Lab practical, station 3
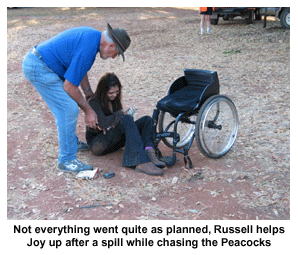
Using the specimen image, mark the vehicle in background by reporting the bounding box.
[257,7,290,29]
[211,7,290,29]
[210,7,255,25]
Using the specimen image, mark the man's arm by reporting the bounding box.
[80,73,94,100]
[63,79,98,128]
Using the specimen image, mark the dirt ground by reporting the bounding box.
[7,7,290,220]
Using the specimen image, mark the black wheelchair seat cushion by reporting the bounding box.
[156,86,204,115]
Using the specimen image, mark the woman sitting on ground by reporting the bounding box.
[86,72,166,176]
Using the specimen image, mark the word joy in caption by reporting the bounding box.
[14,224,285,249]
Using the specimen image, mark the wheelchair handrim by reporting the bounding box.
[197,95,239,158]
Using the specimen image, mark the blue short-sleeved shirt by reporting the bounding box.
[37,26,101,86]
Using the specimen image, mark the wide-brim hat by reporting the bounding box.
[107,23,131,62]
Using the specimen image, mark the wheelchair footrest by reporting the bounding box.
[159,156,179,166]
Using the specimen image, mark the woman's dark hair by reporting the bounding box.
[94,72,123,115]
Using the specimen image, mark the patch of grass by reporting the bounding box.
[223,49,241,54]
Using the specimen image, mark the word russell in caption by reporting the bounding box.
[14,224,285,249]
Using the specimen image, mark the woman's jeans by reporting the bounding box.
[89,115,154,167]
[22,48,79,163]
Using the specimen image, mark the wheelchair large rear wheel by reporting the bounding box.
[196,95,239,158]
[158,111,196,149]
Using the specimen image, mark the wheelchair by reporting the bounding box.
[152,69,239,169]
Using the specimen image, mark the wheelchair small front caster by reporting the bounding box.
[184,155,193,169]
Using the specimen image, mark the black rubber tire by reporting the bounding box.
[280,8,290,29]
[195,95,239,158]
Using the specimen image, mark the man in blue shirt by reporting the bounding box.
[22,23,131,172]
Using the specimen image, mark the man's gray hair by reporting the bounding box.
[102,30,114,43]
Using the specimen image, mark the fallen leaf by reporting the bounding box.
[172,177,178,184]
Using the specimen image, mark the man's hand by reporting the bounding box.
[85,108,98,129]
[63,79,98,128]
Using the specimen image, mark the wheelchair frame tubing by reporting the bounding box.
[153,109,196,168]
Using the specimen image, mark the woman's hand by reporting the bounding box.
[123,107,137,116]
[122,107,131,115]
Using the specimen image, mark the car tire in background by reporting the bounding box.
[280,8,290,29]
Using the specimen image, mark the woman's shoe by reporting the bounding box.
[135,162,164,176]
[146,148,167,168]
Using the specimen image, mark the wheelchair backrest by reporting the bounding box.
[184,69,219,90]
[167,69,220,109]
[156,69,220,116]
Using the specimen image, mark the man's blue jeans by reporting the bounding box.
[22,48,79,163]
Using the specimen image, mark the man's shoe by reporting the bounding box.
[77,140,89,151]
[135,162,164,176]
[57,159,93,173]
[147,148,166,168]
